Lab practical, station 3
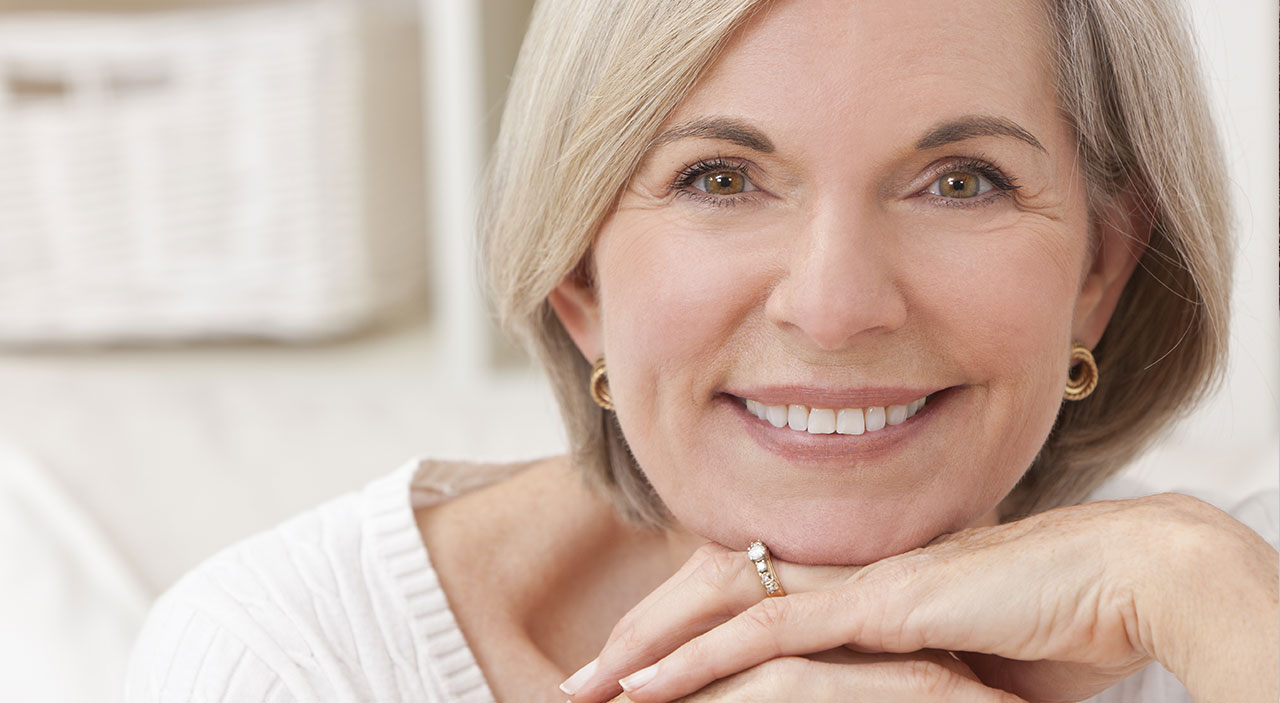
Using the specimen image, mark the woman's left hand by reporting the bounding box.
[563,493,1279,703]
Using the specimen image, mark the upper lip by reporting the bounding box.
[726,385,946,409]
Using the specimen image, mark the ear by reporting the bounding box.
[1071,191,1152,347]
[547,268,604,361]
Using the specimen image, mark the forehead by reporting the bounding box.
[673,0,1060,154]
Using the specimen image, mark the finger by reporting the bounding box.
[611,532,1135,703]
[609,576,1049,701]
[566,542,852,702]
[805,658,1027,703]
[957,652,1147,703]
[564,543,753,703]
[609,587,917,702]
[815,647,977,682]
[665,655,1026,703]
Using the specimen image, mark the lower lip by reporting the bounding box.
[725,388,953,463]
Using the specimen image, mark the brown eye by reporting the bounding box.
[702,171,746,195]
[932,170,992,199]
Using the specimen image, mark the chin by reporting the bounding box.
[679,494,980,566]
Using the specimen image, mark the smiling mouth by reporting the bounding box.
[739,395,928,435]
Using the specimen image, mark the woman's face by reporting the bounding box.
[553,0,1143,564]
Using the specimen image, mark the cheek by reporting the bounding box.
[910,215,1085,492]
[913,214,1083,375]
[595,211,770,411]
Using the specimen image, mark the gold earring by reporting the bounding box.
[589,357,614,410]
[1064,344,1098,401]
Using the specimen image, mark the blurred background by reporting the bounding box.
[0,0,1273,701]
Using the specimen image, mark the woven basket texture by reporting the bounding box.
[0,1,394,344]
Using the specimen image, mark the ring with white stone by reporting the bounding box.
[746,540,786,597]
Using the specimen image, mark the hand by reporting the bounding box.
[565,493,1278,703]
[601,648,1025,702]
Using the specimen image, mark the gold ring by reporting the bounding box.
[746,540,786,597]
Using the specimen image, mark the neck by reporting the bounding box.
[432,456,1005,696]
[513,464,1001,663]
[513,463,689,671]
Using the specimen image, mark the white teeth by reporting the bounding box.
[787,404,808,431]
[907,397,925,417]
[766,404,788,427]
[886,404,908,426]
[807,408,836,434]
[836,408,865,435]
[864,406,887,432]
[744,394,930,435]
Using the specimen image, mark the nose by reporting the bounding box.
[764,203,907,350]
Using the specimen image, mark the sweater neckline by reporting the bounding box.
[362,457,527,703]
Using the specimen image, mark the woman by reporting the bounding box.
[126,0,1277,701]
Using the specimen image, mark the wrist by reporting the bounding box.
[1135,495,1278,701]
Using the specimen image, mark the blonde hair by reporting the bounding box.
[481,0,1232,526]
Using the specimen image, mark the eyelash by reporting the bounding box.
[669,156,760,208]
[918,156,1021,209]
[667,155,1021,210]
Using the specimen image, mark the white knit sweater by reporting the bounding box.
[124,459,522,703]
[124,458,1278,702]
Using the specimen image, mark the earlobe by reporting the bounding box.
[548,270,604,361]
[1071,191,1153,347]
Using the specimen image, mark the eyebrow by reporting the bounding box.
[914,115,1045,152]
[646,114,1042,158]
[647,117,775,154]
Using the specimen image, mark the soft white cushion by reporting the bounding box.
[0,439,151,703]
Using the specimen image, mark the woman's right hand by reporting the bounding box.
[571,494,1277,703]
[605,649,1026,702]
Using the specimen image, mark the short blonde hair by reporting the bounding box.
[480,0,1231,526]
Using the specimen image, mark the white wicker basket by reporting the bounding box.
[0,1,418,344]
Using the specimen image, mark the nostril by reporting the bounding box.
[764,279,907,351]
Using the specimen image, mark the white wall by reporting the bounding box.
[1115,0,1279,502]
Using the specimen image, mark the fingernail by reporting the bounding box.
[559,657,598,696]
[618,663,658,692]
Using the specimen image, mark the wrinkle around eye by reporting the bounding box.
[964,209,1081,282]
[1005,172,1071,210]
[1025,219,1081,284]
[1008,185,1076,227]
[623,173,681,205]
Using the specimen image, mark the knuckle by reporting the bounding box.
[752,655,809,680]
[924,649,976,680]
[706,542,747,581]
[1139,492,1218,526]
[849,566,925,651]
[695,657,808,703]
[743,656,809,697]
[732,655,808,701]
[677,632,716,673]
[901,658,961,697]
[740,597,790,640]
[605,615,633,647]
[610,622,647,659]
[600,622,654,674]
[691,542,727,565]
[696,546,749,591]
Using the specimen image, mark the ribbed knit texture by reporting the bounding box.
[124,457,1277,703]
[124,458,523,703]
